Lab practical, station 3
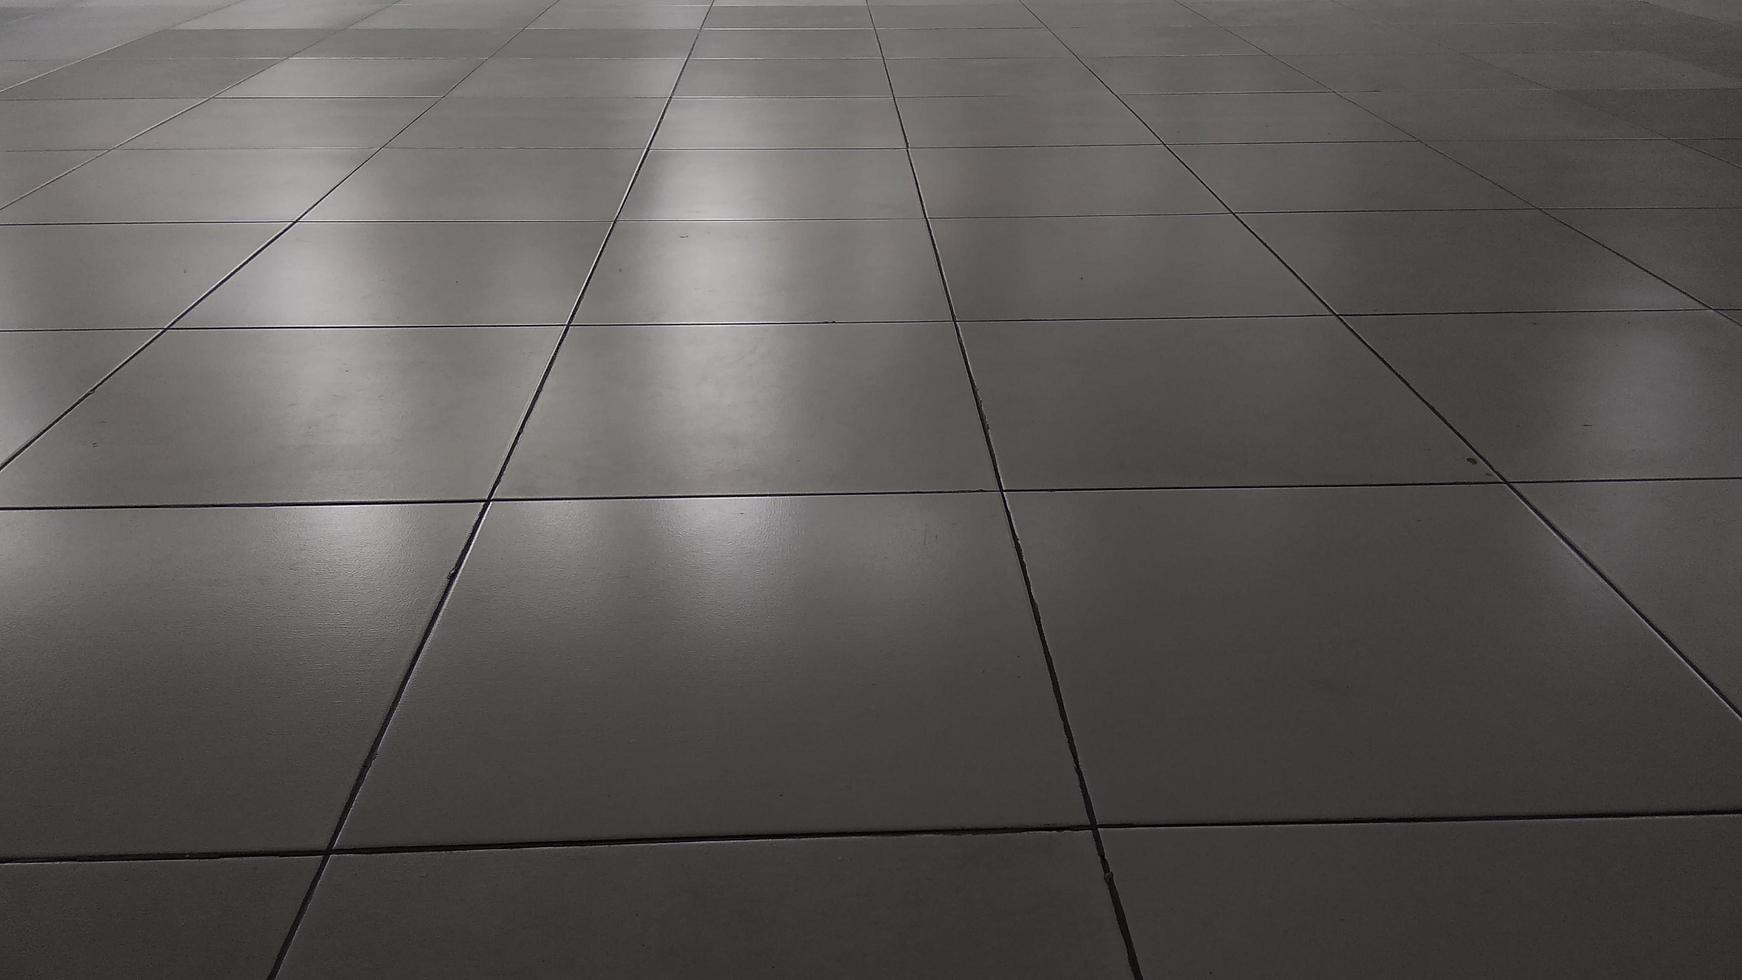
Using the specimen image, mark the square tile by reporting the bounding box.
[1010,485,1742,822]
[1526,479,1742,705]
[655,97,903,147]
[0,223,280,329]
[298,27,517,58]
[0,328,559,506]
[1124,92,1409,142]
[1234,23,1439,54]
[0,504,476,852]
[340,494,1084,845]
[0,149,93,206]
[1087,54,1322,94]
[879,28,1072,59]
[0,58,268,100]
[391,96,665,147]
[0,148,368,222]
[1279,52,1542,91]
[1246,210,1698,314]
[450,56,684,97]
[282,835,1126,978]
[178,1,386,31]
[121,97,433,148]
[1348,89,1657,139]
[221,57,482,97]
[871,5,1040,28]
[500,322,992,496]
[1027,3,1212,30]
[1553,207,1742,308]
[911,145,1223,216]
[964,318,1485,488]
[355,1,551,30]
[1105,818,1742,978]
[898,93,1157,146]
[575,219,950,323]
[676,57,892,96]
[95,28,334,59]
[1356,311,1742,481]
[1056,24,1257,57]
[183,221,607,326]
[1175,142,1525,211]
[622,148,920,218]
[0,330,145,460]
[1434,139,1742,207]
[931,215,1325,319]
[311,148,641,219]
[692,27,880,58]
[0,99,198,150]
[0,858,317,977]
[495,28,698,58]
[885,57,1105,96]
[1478,51,1742,90]
[1566,88,1742,138]
[0,62,66,92]
[704,6,871,28]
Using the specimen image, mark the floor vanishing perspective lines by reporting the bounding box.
[3,0,1742,976]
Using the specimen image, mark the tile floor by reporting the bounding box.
[3,0,1742,976]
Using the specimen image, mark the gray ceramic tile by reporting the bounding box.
[0,329,145,458]
[1057,24,1257,57]
[0,222,280,329]
[221,57,482,97]
[1235,23,1440,54]
[693,27,880,58]
[912,145,1223,216]
[1356,311,1742,481]
[0,58,268,99]
[1479,50,1742,90]
[283,835,1126,979]
[180,0,389,31]
[871,5,1040,28]
[1348,89,1658,139]
[880,28,1072,59]
[0,504,476,852]
[1087,54,1323,94]
[0,98,197,150]
[676,57,892,96]
[885,57,1105,96]
[496,28,698,58]
[1246,210,1698,314]
[1434,139,1742,207]
[356,0,550,29]
[534,3,710,29]
[1553,207,1742,308]
[704,6,871,28]
[964,318,1486,488]
[1106,818,1742,979]
[1526,480,1742,706]
[932,215,1325,319]
[1279,52,1542,91]
[343,494,1082,844]
[0,62,66,92]
[1125,92,1409,142]
[899,93,1158,146]
[576,219,950,323]
[0,328,558,506]
[1010,485,1742,822]
[0,149,93,206]
[1027,2,1211,30]
[392,96,665,147]
[0,858,317,978]
[182,221,607,326]
[1176,141,1525,211]
[500,322,992,496]
[95,28,334,58]
[1566,88,1742,138]
[655,96,903,147]
[122,96,433,148]
[0,147,368,222]
[622,148,920,218]
[312,147,641,219]
[298,27,516,58]
[450,56,684,97]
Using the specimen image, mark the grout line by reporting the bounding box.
[873,22,1149,980]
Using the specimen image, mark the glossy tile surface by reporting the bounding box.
[10,0,1742,972]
